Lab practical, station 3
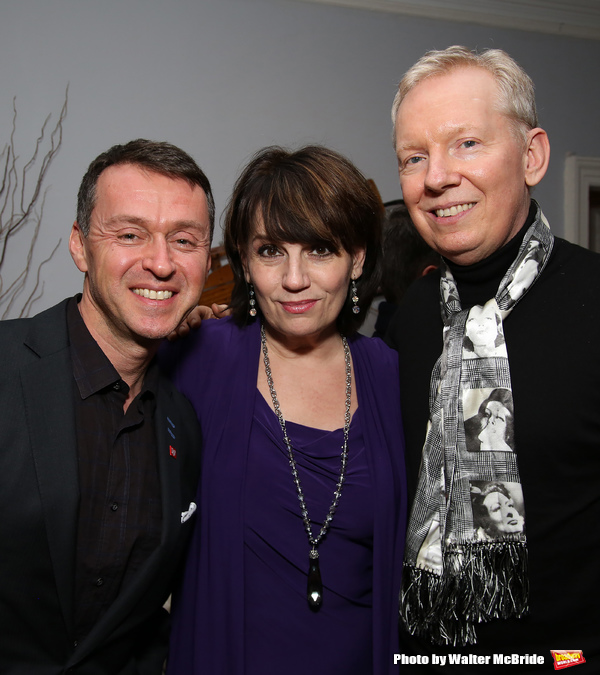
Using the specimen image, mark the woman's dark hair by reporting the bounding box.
[224,145,383,335]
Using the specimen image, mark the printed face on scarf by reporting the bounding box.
[394,67,549,265]
[482,490,523,536]
[465,304,498,350]
[479,401,511,446]
[509,245,541,301]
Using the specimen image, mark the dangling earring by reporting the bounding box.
[351,279,360,314]
[249,283,257,317]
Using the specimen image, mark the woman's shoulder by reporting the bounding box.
[349,332,398,367]
[348,333,400,398]
[160,317,260,409]
[178,315,254,351]
[160,317,257,377]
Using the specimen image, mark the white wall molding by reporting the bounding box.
[564,155,600,247]
[297,0,600,40]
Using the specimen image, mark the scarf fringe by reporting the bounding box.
[400,540,529,646]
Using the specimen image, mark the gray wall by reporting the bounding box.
[1,0,599,317]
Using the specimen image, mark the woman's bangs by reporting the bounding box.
[258,196,343,253]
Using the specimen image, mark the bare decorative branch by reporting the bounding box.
[0,88,67,318]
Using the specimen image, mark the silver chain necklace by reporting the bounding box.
[260,322,352,611]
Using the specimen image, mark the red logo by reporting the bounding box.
[169,445,177,458]
[551,651,586,670]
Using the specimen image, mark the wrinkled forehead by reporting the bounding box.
[395,67,505,140]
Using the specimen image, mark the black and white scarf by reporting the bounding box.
[400,203,554,646]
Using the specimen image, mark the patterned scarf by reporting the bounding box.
[400,203,554,646]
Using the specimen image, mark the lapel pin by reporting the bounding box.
[169,445,177,458]
[167,416,176,440]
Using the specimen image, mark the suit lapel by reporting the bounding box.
[21,301,79,636]
[156,387,185,548]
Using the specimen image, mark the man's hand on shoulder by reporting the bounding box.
[167,304,231,341]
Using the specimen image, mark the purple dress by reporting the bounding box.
[164,318,406,675]
[245,395,372,672]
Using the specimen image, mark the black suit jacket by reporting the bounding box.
[0,298,202,674]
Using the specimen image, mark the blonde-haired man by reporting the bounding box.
[387,46,600,670]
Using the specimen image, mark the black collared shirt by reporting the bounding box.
[67,298,162,642]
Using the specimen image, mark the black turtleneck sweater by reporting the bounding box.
[386,207,600,671]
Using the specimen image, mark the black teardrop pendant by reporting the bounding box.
[307,549,323,612]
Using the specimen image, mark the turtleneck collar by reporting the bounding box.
[446,200,537,309]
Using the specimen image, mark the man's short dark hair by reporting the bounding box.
[76,138,215,238]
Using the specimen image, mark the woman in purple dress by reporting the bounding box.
[165,146,407,675]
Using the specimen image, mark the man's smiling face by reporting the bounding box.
[395,66,537,265]
[69,163,211,349]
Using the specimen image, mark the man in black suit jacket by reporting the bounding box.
[0,139,213,673]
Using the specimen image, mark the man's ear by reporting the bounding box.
[524,128,550,188]
[69,221,89,273]
[421,263,438,277]
[351,248,367,279]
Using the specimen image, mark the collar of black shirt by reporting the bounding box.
[66,295,159,404]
